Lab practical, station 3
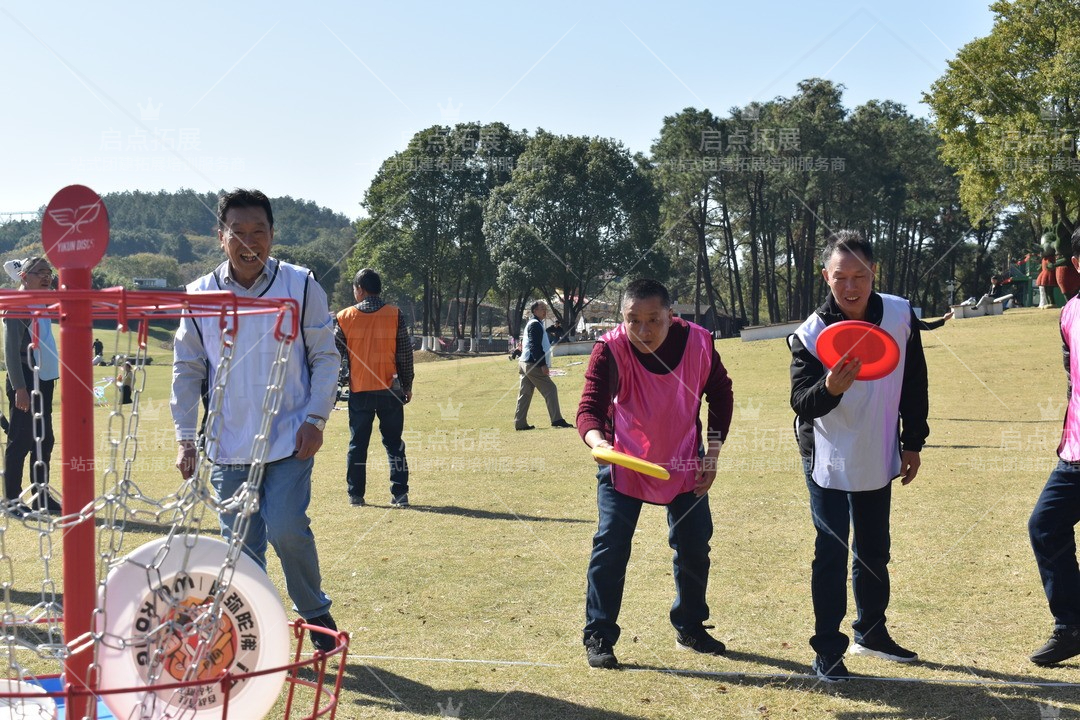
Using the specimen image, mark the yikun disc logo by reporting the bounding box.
[42,184,109,270]
[135,572,265,711]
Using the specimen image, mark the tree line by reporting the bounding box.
[357,0,1079,337]
[355,79,974,337]
[2,0,1073,337]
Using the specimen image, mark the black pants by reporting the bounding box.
[805,471,893,656]
[347,389,408,500]
[1030,460,1080,627]
[5,368,55,500]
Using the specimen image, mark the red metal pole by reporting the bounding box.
[58,266,95,719]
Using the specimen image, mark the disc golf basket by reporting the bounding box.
[0,186,348,719]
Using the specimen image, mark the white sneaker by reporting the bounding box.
[849,635,918,663]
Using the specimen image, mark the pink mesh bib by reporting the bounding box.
[602,321,712,503]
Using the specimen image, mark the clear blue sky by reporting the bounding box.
[0,0,995,220]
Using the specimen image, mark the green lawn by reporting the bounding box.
[8,306,1080,719]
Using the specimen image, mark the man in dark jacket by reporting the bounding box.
[789,230,929,682]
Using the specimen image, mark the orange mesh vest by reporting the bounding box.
[337,304,399,392]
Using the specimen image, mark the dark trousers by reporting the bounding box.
[5,370,55,500]
[805,472,892,656]
[347,389,408,500]
[1029,460,1080,627]
[584,465,713,646]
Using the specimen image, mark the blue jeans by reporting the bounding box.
[805,470,892,656]
[347,389,409,500]
[211,454,331,619]
[1029,460,1080,627]
[584,465,713,646]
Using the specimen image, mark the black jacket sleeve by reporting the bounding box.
[918,316,946,331]
[333,320,349,381]
[899,309,930,452]
[4,317,29,392]
[789,333,843,419]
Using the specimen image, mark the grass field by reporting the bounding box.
[7,306,1080,719]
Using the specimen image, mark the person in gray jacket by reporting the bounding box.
[3,256,61,516]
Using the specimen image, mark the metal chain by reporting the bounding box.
[93,305,294,719]
[25,315,63,653]
[0,298,295,716]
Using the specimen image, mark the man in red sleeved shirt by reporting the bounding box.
[577,278,734,669]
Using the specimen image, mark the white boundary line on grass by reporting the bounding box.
[351,654,563,668]
[351,654,1080,688]
[629,667,1080,688]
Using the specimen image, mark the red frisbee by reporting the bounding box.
[815,320,900,381]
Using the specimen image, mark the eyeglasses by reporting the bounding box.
[27,268,53,278]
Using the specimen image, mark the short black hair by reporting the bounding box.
[622,278,671,308]
[821,230,873,268]
[1071,226,1080,260]
[530,300,546,314]
[217,189,274,229]
[354,268,382,295]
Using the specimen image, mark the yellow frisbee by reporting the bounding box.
[591,446,671,480]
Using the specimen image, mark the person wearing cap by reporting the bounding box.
[3,256,62,516]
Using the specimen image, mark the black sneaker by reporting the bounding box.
[675,627,726,655]
[812,654,852,682]
[515,425,535,431]
[306,613,339,653]
[6,501,31,518]
[551,419,574,428]
[349,496,365,507]
[1031,626,1080,666]
[849,633,918,663]
[585,635,619,669]
[33,494,63,515]
[390,494,409,508]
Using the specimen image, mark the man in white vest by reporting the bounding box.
[171,189,341,653]
[789,230,929,682]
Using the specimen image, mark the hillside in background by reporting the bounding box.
[0,189,357,305]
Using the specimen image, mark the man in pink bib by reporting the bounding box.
[1028,225,1080,666]
[577,278,734,669]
